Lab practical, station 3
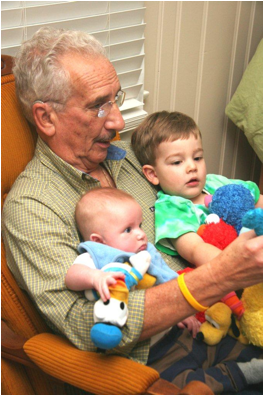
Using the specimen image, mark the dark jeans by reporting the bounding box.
[147,326,262,395]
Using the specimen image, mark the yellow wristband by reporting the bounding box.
[177,273,209,312]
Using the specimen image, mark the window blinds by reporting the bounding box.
[1,1,147,133]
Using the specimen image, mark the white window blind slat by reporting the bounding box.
[1,1,147,134]
[25,2,109,25]
[2,27,23,48]
[112,55,144,73]
[109,1,144,12]
[106,39,144,61]
[120,98,144,112]
[109,9,145,29]
[125,84,144,100]
[105,24,146,45]
[1,8,23,28]
[118,69,143,87]
[1,2,20,9]
[25,1,68,6]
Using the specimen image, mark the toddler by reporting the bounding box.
[131,111,262,267]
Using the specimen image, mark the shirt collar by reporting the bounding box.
[36,137,126,176]
[106,143,126,160]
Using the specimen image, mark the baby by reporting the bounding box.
[131,111,262,267]
[65,187,201,337]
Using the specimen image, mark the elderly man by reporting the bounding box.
[2,27,263,393]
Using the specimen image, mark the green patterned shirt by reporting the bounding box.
[155,174,260,256]
[2,137,186,364]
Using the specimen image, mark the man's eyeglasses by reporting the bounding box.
[33,89,126,119]
[97,89,126,118]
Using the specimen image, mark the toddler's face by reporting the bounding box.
[151,135,207,200]
[99,200,148,253]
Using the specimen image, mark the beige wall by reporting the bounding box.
[144,1,263,185]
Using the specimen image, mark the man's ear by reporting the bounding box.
[142,165,160,185]
[32,102,56,137]
[90,233,104,244]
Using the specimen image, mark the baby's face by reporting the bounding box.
[152,135,207,200]
[100,199,148,253]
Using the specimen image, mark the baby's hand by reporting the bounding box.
[92,271,125,302]
[177,316,201,338]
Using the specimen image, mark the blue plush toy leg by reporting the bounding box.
[90,323,123,350]
[242,208,263,236]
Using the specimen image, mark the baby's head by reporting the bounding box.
[76,187,148,253]
[131,111,207,200]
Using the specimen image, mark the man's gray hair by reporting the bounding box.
[13,27,107,124]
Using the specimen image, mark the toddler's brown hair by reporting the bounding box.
[131,111,201,166]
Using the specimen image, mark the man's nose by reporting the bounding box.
[105,104,125,132]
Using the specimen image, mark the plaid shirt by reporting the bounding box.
[2,137,186,364]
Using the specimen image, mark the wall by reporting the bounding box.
[144,1,263,185]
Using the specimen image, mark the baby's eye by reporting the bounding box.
[173,161,181,165]
[194,156,203,161]
[124,227,131,233]
[139,223,143,228]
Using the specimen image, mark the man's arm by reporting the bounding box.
[139,230,263,340]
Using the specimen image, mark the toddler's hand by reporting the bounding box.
[92,271,125,302]
[177,316,201,338]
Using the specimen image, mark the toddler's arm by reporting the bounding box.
[172,232,222,267]
[65,253,125,302]
[177,315,201,338]
[255,194,263,208]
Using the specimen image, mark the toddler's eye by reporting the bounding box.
[194,156,203,161]
[139,223,143,228]
[124,227,131,233]
[173,161,181,165]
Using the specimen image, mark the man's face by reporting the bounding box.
[51,53,125,172]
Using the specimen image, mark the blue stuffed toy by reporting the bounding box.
[241,207,263,236]
[208,184,255,234]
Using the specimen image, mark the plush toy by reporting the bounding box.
[196,302,240,345]
[86,250,155,350]
[239,208,263,347]
[205,183,255,233]
[198,184,263,347]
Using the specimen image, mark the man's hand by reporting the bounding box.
[177,315,201,338]
[92,271,125,302]
[207,231,263,292]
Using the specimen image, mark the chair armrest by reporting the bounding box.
[24,333,213,395]
[24,332,160,395]
[2,324,213,395]
[1,320,36,368]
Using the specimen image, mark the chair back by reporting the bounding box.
[1,55,50,339]
[1,55,122,395]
